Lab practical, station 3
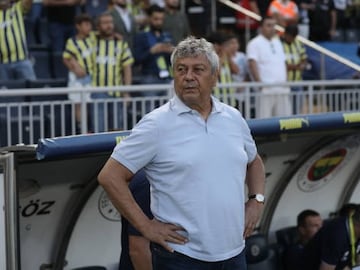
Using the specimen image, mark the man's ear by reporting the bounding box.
[212,69,219,87]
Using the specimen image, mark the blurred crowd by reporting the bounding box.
[0,0,359,129]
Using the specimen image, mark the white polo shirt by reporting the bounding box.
[111,95,257,261]
[246,34,287,83]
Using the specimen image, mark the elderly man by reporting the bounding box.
[98,36,266,270]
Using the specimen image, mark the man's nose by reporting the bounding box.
[184,70,194,80]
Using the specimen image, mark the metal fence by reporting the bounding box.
[0,80,359,147]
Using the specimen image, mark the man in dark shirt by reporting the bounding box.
[284,209,322,270]
[299,0,337,41]
[43,0,82,52]
[301,204,360,270]
[133,4,174,84]
[133,4,174,112]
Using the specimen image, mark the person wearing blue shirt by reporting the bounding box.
[133,4,174,84]
[98,36,265,270]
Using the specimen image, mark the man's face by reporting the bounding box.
[284,33,295,44]
[97,15,114,37]
[173,55,218,108]
[300,215,323,242]
[261,18,276,39]
[149,11,165,31]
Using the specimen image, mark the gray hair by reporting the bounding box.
[170,36,219,74]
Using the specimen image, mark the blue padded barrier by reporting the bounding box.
[36,112,360,160]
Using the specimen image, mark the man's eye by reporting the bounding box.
[177,68,186,73]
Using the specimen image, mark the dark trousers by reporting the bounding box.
[151,243,247,270]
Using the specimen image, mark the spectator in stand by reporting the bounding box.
[43,0,83,53]
[109,0,138,54]
[284,209,323,270]
[26,0,43,45]
[281,24,307,114]
[63,14,94,134]
[119,169,152,270]
[208,31,239,108]
[333,0,351,37]
[133,4,174,112]
[129,0,149,30]
[299,0,337,41]
[267,0,299,27]
[91,11,134,132]
[301,204,360,270]
[228,34,249,113]
[228,35,248,83]
[0,0,36,80]
[247,16,291,118]
[163,0,191,45]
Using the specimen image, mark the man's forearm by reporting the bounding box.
[123,65,132,85]
[248,59,261,82]
[98,158,151,236]
[246,154,265,196]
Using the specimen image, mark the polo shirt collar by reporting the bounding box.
[170,94,224,115]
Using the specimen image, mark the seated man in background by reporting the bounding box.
[284,209,323,270]
[301,204,360,270]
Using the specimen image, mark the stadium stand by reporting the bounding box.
[0,80,38,147]
[27,78,72,138]
[30,47,52,79]
[51,51,68,79]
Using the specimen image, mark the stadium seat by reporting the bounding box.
[30,48,52,79]
[345,29,359,42]
[332,30,345,42]
[27,78,68,89]
[51,51,68,79]
[246,234,280,270]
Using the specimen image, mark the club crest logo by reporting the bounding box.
[297,136,359,192]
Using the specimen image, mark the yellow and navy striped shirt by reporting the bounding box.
[214,59,236,107]
[282,38,307,81]
[92,37,134,87]
[63,33,95,76]
[0,1,28,63]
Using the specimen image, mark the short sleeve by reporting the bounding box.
[111,114,158,173]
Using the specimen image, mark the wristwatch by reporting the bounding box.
[248,194,265,204]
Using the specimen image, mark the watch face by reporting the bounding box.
[255,194,265,202]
